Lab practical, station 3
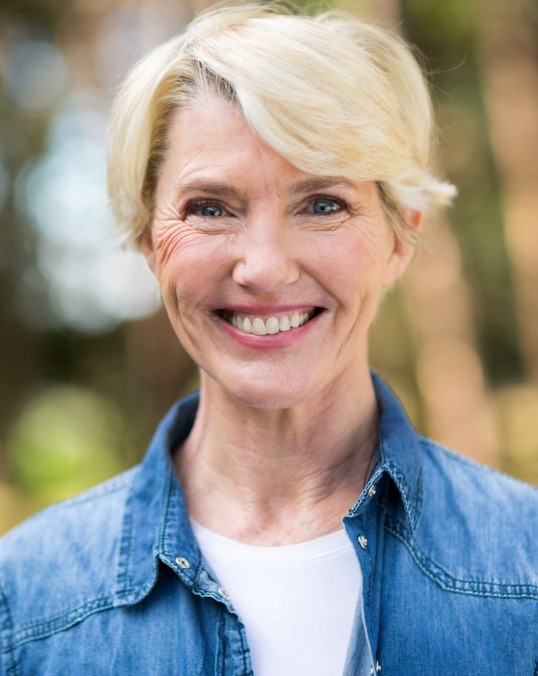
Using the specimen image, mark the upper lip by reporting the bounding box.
[217,304,320,314]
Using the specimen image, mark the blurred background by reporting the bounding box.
[1,0,537,535]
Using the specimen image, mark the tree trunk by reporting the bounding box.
[402,223,497,465]
[475,0,538,381]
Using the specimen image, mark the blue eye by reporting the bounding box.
[200,204,224,217]
[312,199,342,215]
[185,200,228,218]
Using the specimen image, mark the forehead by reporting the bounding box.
[159,97,360,199]
[163,97,286,180]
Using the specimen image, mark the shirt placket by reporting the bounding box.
[343,471,387,675]
[167,553,254,676]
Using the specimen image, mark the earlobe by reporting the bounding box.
[383,238,413,287]
[402,208,424,231]
[383,209,424,287]
[139,227,157,274]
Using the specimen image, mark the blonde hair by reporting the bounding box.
[108,3,456,246]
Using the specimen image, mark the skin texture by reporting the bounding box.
[141,97,418,544]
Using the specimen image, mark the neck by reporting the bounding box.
[175,366,379,545]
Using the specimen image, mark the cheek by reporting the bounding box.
[307,230,390,294]
[152,224,205,276]
[152,226,231,309]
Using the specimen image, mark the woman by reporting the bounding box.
[1,4,537,675]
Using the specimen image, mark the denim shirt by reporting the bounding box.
[1,374,537,675]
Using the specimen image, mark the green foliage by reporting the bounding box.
[7,386,125,503]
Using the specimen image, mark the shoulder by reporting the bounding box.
[0,467,136,559]
[0,468,138,633]
[412,436,538,588]
[419,435,538,520]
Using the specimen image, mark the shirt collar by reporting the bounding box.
[117,373,424,600]
[369,372,424,532]
[115,393,201,601]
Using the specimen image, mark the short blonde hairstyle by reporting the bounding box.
[108,3,455,246]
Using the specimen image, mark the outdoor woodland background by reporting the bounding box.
[1,0,537,535]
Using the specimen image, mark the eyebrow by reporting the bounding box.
[283,176,357,194]
[174,182,240,198]
[174,176,357,198]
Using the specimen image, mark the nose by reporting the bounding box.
[232,218,300,292]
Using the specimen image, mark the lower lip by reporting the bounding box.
[217,312,321,348]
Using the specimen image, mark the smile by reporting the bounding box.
[223,309,319,335]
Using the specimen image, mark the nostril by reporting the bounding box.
[232,248,300,292]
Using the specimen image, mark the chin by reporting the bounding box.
[232,391,305,411]
[231,383,311,411]
[203,369,316,411]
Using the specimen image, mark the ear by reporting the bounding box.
[383,209,424,287]
[139,227,157,274]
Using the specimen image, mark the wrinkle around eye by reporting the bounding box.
[297,211,352,232]
[152,220,210,269]
[184,213,240,232]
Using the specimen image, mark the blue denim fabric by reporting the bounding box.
[1,373,537,675]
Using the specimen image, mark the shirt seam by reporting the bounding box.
[5,591,139,652]
[386,518,538,599]
[0,581,19,676]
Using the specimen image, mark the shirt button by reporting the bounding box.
[367,484,377,498]
[358,535,368,550]
[175,556,191,569]
[217,586,230,600]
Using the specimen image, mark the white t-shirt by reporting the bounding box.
[191,521,362,676]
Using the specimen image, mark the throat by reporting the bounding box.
[176,367,379,544]
[176,422,378,545]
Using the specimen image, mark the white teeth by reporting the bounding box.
[266,316,280,334]
[290,310,301,328]
[279,315,291,332]
[227,310,315,335]
[251,317,266,336]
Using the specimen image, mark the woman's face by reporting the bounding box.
[142,98,414,409]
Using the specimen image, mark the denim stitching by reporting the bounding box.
[414,467,424,524]
[365,517,377,658]
[158,455,175,554]
[384,462,424,533]
[386,517,538,599]
[238,617,253,676]
[116,492,135,592]
[7,590,142,651]
[0,582,19,676]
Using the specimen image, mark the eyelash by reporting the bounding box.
[182,195,348,219]
[306,195,346,216]
[184,199,228,218]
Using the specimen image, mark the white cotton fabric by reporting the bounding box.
[191,521,362,676]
